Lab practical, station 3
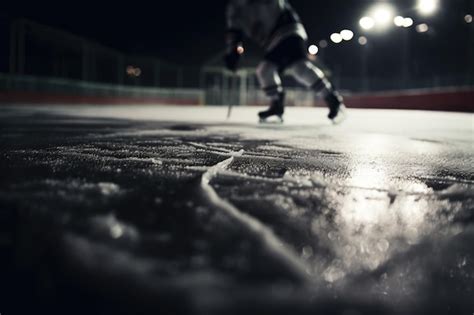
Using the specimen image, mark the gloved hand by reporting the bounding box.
[224,29,244,72]
[224,28,244,72]
[224,48,241,72]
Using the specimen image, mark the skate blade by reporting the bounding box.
[259,116,284,124]
[331,105,347,125]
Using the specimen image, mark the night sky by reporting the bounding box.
[1,0,473,77]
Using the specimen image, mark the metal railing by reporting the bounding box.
[0,73,204,103]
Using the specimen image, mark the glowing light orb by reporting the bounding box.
[416,23,429,33]
[394,16,405,27]
[330,33,343,44]
[417,0,439,16]
[308,45,319,55]
[360,16,375,30]
[341,29,354,41]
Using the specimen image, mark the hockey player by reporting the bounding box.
[224,0,346,123]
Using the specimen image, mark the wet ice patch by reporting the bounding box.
[307,183,471,283]
[213,160,473,287]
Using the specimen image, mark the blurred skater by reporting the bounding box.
[224,0,346,123]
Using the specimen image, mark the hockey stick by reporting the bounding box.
[226,75,233,120]
[226,74,236,120]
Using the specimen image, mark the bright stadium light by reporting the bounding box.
[308,44,319,55]
[361,3,396,31]
[360,16,375,30]
[416,23,429,33]
[371,3,395,28]
[394,16,405,27]
[465,14,473,24]
[417,0,439,16]
[340,29,354,41]
[330,33,343,44]
[403,17,414,28]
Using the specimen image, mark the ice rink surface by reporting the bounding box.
[0,105,473,315]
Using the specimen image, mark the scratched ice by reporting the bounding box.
[0,105,472,315]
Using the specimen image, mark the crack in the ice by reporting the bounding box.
[199,150,310,283]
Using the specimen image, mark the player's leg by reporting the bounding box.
[256,61,285,121]
[257,35,310,122]
[287,60,346,123]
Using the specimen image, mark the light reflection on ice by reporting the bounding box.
[313,157,465,284]
[347,162,389,191]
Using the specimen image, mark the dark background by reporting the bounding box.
[1,0,473,80]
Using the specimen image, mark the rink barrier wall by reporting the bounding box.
[0,74,472,112]
[343,88,474,113]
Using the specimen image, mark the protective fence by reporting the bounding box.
[1,72,472,112]
[0,72,313,107]
[201,62,474,112]
[9,19,200,88]
[9,19,473,96]
[4,18,473,111]
[201,67,323,107]
[0,73,204,105]
[201,66,474,107]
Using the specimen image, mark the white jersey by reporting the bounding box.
[226,0,308,51]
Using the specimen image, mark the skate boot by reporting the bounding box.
[259,92,285,123]
[325,91,347,125]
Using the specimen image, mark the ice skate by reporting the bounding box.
[325,90,347,125]
[328,104,347,125]
[258,92,284,123]
[258,108,284,123]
